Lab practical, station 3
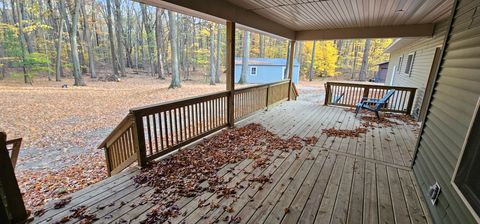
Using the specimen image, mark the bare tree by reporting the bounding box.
[259,34,265,58]
[61,0,85,86]
[209,23,215,85]
[81,0,96,78]
[238,30,250,84]
[215,24,221,83]
[309,40,316,81]
[155,8,165,79]
[105,0,119,78]
[114,0,126,77]
[358,39,371,81]
[168,11,181,89]
[141,4,155,76]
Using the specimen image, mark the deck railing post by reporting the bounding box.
[132,112,147,167]
[0,132,28,224]
[287,40,295,101]
[226,21,235,127]
[406,88,417,114]
[363,86,370,98]
[324,82,331,105]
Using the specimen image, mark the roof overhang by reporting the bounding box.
[137,0,452,40]
[296,24,435,40]
[384,38,423,53]
[137,0,295,39]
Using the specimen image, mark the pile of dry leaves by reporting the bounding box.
[321,127,368,138]
[134,123,318,223]
[359,116,400,127]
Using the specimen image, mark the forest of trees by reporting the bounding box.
[0,0,392,87]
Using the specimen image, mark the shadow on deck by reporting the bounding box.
[33,101,428,224]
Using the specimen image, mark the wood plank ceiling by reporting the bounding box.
[226,0,453,31]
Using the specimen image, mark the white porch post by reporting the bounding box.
[287,40,296,100]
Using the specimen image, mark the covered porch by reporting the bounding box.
[32,98,426,223]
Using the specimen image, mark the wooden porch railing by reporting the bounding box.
[99,80,296,175]
[0,132,28,223]
[98,114,138,176]
[6,137,21,168]
[324,82,417,114]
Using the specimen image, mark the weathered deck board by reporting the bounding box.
[33,101,428,224]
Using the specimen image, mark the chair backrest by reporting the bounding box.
[375,90,395,109]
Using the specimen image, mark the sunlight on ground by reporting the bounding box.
[0,75,229,209]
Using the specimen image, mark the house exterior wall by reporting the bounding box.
[234,65,300,84]
[385,20,449,118]
[413,0,480,223]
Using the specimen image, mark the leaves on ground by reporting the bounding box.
[0,76,227,210]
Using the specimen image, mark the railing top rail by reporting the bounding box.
[235,79,290,92]
[234,84,269,93]
[326,81,417,91]
[98,114,134,149]
[130,80,291,116]
[130,90,230,115]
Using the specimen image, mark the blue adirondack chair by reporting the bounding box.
[355,90,395,118]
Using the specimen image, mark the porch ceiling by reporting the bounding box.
[139,0,453,40]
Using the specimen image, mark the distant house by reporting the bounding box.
[234,58,300,84]
[370,62,389,83]
[384,20,446,120]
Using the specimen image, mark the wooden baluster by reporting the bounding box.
[152,113,159,153]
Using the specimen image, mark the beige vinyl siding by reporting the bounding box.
[413,0,480,223]
[385,20,448,118]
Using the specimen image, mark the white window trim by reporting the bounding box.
[250,66,257,76]
[405,52,416,75]
[397,56,403,72]
[451,97,480,223]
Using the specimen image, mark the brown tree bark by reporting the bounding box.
[358,39,371,81]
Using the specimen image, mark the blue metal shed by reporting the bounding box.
[234,58,300,84]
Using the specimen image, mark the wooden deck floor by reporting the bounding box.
[33,101,428,224]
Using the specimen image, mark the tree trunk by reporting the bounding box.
[209,23,215,85]
[351,42,358,79]
[55,15,64,82]
[238,31,250,84]
[81,0,96,78]
[105,0,119,77]
[12,0,30,84]
[18,2,34,53]
[155,9,166,79]
[358,39,371,81]
[297,42,303,72]
[259,34,265,58]
[168,11,181,89]
[125,4,133,68]
[309,40,316,81]
[141,4,155,76]
[62,0,85,86]
[114,0,126,77]
[191,17,196,72]
[215,24,221,83]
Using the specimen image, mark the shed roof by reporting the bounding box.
[234,58,299,66]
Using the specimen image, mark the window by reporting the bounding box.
[453,98,480,222]
[404,52,415,75]
[397,56,403,71]
[250,67,257,76]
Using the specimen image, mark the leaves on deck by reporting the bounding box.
[134,123,318,223]
[53,197,72,209]
[322,127,368,138]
